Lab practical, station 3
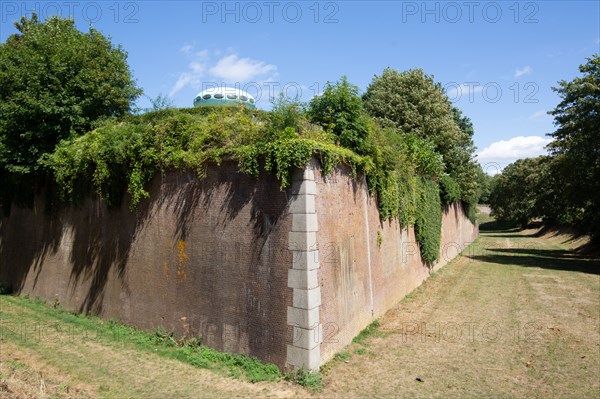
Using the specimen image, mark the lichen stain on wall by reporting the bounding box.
[177,240,188,284]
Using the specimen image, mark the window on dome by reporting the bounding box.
[214,93,224,99]
[249,98,255,104]
[240,96,248,101]
[202,94,211,100]
[227,94,237,100]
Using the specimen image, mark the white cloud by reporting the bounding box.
[209,54,276,82]
[189,61,206,74]
[195,49,209,59]
[168,48,277,98]
[476,136,551,170]
[514,66,533,78]
[180,44,194,55]
[169,72,199,97]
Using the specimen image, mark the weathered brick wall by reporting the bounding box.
[315,165,478,363]
[0,159,477,370]
[0,163,294,368]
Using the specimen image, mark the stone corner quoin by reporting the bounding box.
[286,161,322,372]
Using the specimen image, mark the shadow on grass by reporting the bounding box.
[468,247,599,275]
[479,220,520,233]
[482,233,532,239]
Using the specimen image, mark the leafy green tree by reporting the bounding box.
[489,157,548,227]
[448,106,479,203]
[363,68,478,203]
[308,76,371,153]
[0,14,142,179]
[363,68,462,160]
[474,164,493,204]
[269,93,305,137]
[547,54,600,241]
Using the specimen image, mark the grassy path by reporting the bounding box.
[320,225,599,398]
[1,224,599,398]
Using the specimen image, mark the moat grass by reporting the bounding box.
[0,295,283,383]
[1,293,326,393]
[0,294,326,393]
[320,319,383,377]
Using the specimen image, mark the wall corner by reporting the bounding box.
[286,160,322,371]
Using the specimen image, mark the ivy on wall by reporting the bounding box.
[42,105,464,265]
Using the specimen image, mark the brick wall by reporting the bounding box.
[0,163,294,368]
[315,164,478,363]
[0,159,478,370]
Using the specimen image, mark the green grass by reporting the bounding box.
[334,352,352,362]
[284,368,323,392]
[352,320,381,346]
[1,295,281,383]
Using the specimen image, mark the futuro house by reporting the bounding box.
[193,87,256,109]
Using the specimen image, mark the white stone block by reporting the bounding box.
[287,306,320,329]
[292,250,320,270]
[288,231,317,251]
[293,287,321,309]
[303,168,315,181]
[287,344,320,371]
[292,213,319,232]
[299,180,317,195]
[288,269,319,290]
[292,325,323,350]
[289,194,316,214]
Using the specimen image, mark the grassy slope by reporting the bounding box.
[1,221,599,398]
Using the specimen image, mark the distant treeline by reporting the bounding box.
[489,55,600,244]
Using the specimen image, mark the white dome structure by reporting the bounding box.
[193,87,256,109]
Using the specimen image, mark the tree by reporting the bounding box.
[0,14,142,178]
[547,54,600,241]
[144,93,175,113]
[474,165,493,204]
[363,68,478,203]
[489,157,548,227]
[448,106,478,203]
[363,68,463,159]
[308,76,371,154]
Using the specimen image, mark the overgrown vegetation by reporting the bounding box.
[0,15,483,264]
[1,294,281,383]
[0,14,141,209]
[489,54,600,244]
[352,320,381,346]
[44,106,371,208]
[284,368,323,391]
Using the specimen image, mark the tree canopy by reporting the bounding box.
[362,68,463,159]
[489,54,600,243]
[308,76,371,154]
[547,54,600,239]
[0,14,142,178]
[362,68,478,204]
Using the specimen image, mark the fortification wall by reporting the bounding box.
[315,165,478,363]
[0,159,478,370]
[0,163,294,368]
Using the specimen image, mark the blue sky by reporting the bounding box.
[1,1,599,171]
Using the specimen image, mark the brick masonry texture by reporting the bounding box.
[315,164,478,363]
[0,163,294,369]
[0,158,477,370]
